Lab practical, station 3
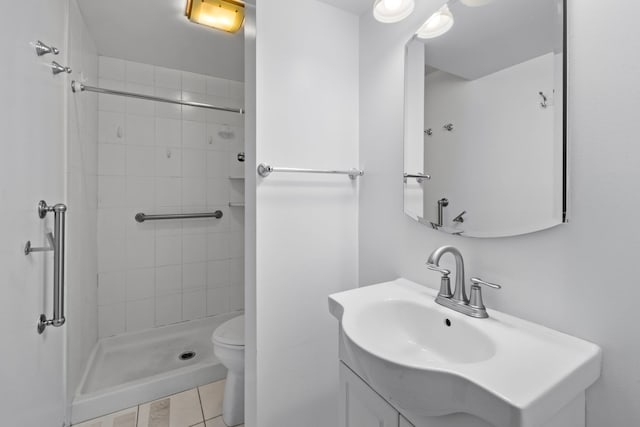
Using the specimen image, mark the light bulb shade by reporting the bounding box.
[416,5,454,39]
[185,0,245,33]
[373,0,415,23]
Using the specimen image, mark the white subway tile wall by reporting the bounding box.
[97,57,245,338]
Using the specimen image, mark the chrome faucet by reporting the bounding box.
[427,245,467,304]
[426,245,501,319]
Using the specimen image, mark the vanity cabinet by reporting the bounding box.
[339,362,414,427]
[339,359,584,427]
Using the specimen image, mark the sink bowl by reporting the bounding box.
[329,278,601,427]
[353,299,496,364]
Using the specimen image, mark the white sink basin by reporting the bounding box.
[355,299,496,364]
[329,278,601,427]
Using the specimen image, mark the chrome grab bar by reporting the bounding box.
[436,198,449,228]
[403,172,431,183]
[25,200,67,334]
[134,210,223,223]
[257,163,364,180]
[404,173,431,180]
[71,81,244,114]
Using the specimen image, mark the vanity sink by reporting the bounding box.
[329,278,601,427]
[353,299,496,364]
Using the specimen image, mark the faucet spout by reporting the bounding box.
[427,245,467,304]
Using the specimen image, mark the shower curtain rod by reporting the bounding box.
[70,81,244,114]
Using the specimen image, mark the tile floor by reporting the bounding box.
[73,380,241,427]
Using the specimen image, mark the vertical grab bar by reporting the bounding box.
[26,200,67,334]
[49,203,67,330]
[436,198,449,228]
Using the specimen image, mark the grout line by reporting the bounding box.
[197,385,207,424]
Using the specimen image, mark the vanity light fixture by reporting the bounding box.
[373,0,415,23]
[416,4,454,39]
[185,0,245,33]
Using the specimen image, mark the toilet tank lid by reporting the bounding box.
[213,315,244,346]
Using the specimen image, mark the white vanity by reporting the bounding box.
[334,0,600,423]
[329,279,601,427]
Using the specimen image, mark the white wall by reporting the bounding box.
[359,1,640,425]
[0,0,68,424]
[96,57,245,337]
[254,0,359,425]
[66,0,99,410]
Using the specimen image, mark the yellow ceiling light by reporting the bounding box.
[185,0,245,33]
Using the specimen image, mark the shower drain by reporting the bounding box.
[179,351,196,361]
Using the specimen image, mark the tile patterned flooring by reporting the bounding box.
[73,380,242,427]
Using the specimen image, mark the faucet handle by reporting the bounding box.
[469,277,501,315]
[426,263,450,276]
[427,263,452,298]
[470,277,502,289]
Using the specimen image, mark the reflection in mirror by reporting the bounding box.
[404,0,566,238]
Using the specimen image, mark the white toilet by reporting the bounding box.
[212,314,245,427]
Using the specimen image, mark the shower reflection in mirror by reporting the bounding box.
[404,0,566,238]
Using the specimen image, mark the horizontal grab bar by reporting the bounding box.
[404,173,431,180]
[257,163,364,180]
[404,172,431,183]
[135,211,223,223]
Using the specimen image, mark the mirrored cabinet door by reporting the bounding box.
[403,0,567,238]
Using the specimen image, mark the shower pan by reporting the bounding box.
[71,314,236,424]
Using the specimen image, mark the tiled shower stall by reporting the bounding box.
[95,57,245,337]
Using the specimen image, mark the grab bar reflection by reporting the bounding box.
[404,172,431,183]
[24,200,67,334]
[257,163,364,180]
[436,198,449,229]
[134,211,223,223]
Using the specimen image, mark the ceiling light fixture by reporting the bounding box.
[185,0,245,33]
[373,0,415,23]
[416,4,454,39]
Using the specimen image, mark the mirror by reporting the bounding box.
[403,0,566,237]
